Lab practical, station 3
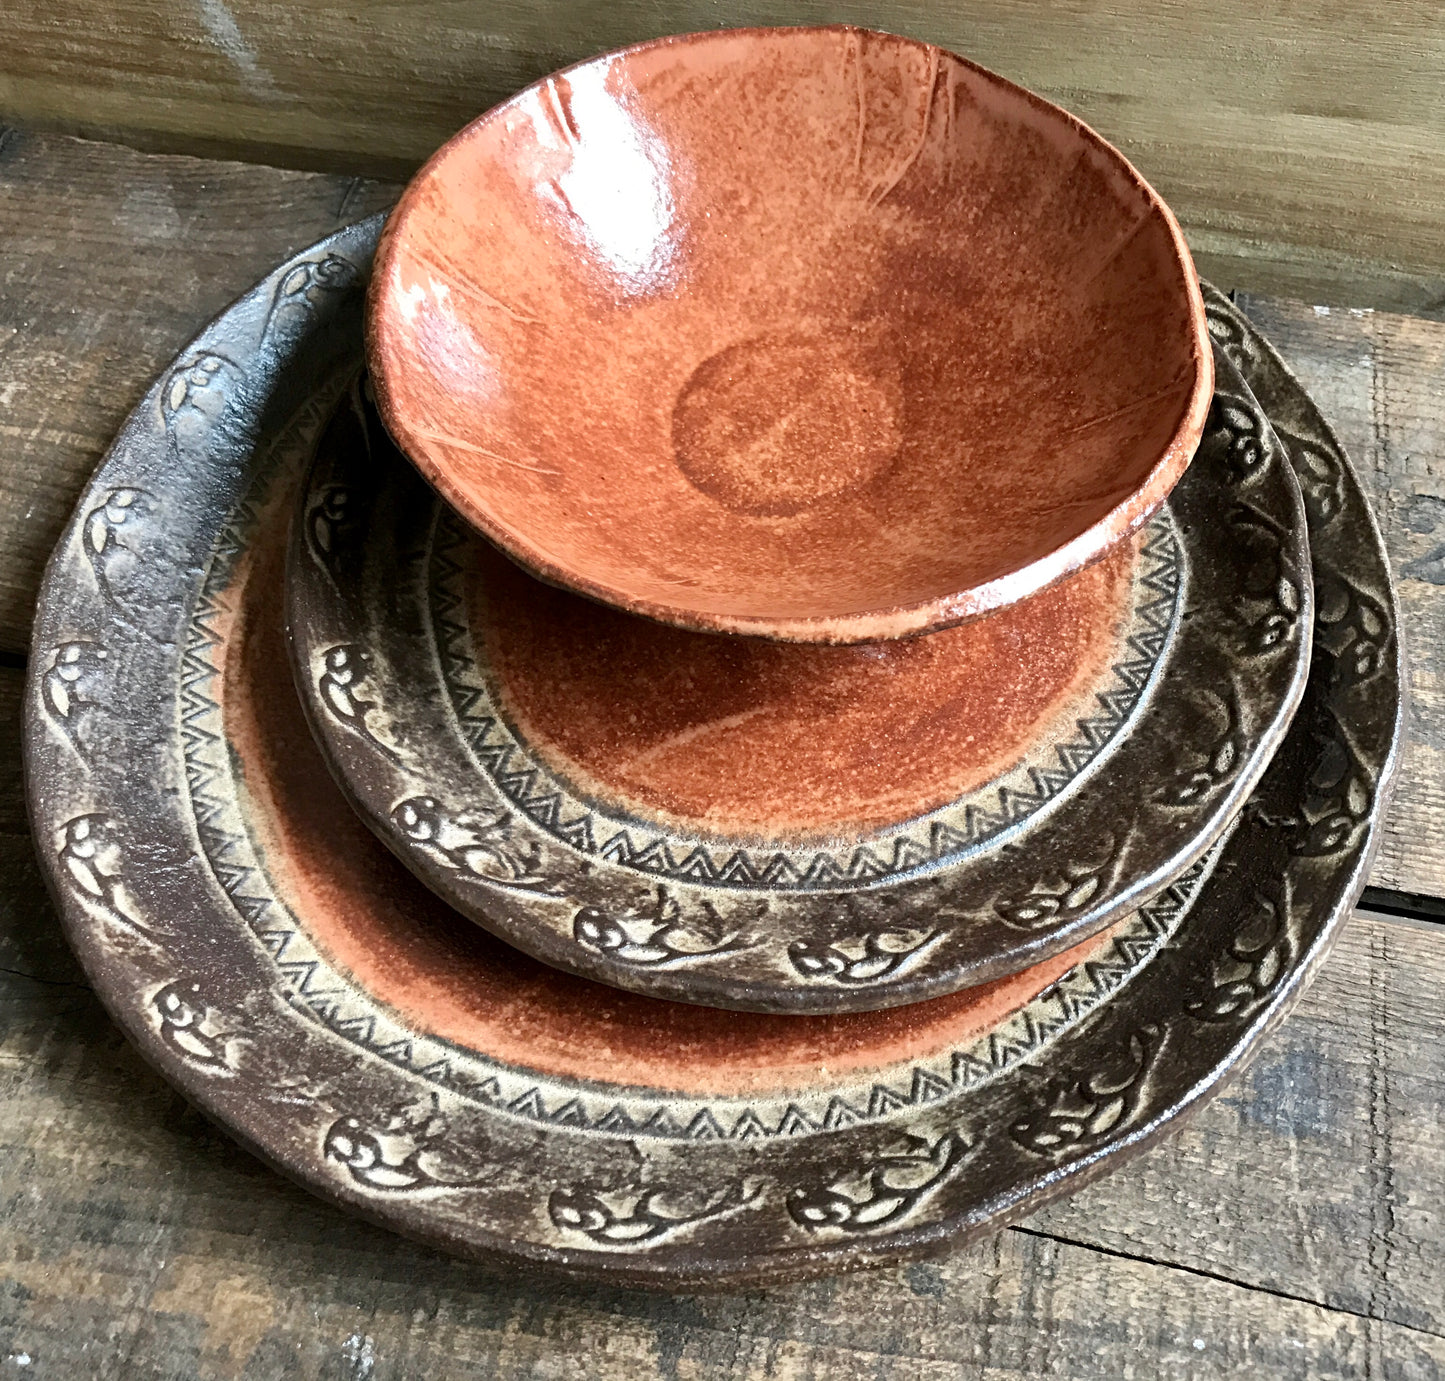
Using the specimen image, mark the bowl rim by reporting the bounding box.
[366,23,1215,644]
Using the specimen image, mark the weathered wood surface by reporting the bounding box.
[5,1,1445,313]
[2,130,1445,1376]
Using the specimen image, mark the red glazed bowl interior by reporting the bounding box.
[368,26,1212,643]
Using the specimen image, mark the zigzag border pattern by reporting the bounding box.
[250,846,1207,1143]
[427,510,1184,891]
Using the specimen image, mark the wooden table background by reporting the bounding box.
[2,42,1445,1374]
[8,0,1445,314]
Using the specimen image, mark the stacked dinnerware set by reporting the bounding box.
[26,28,1403,1286]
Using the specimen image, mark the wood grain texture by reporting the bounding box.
[0,128,398,659]
[5,2,1445,312]
[1238,295,1445,901]
[0,847,1442,1376]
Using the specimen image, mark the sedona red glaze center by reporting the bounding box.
[225,499,1118,1096]
[369,26,1210,640]
[470,535,1137,837]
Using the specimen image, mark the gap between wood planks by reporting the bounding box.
[1358,888,1445,924]
[1008,1224,1445,1344]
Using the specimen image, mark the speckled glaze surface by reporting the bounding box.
[23,225,1402,1287]
[367,27,1213,642]
[289,342,1308,1014]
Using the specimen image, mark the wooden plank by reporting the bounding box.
[5,641,1445,1364]
[1238,295,1445,901]
[0,132,1441,1376]
[1031,909,1445,1341]
[0,828,1442,1373]
[0,128,399,658]
[5,3,1445,311]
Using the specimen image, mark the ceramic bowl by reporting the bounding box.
[368,26,1214,643]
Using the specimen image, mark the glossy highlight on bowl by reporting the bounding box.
[369,26,1213,642]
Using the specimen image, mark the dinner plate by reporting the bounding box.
[286,338,1309,1013]
[23,223,1402,1286]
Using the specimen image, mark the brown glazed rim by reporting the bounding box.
[22,223,1403,1288]
[366,26,1215,643]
